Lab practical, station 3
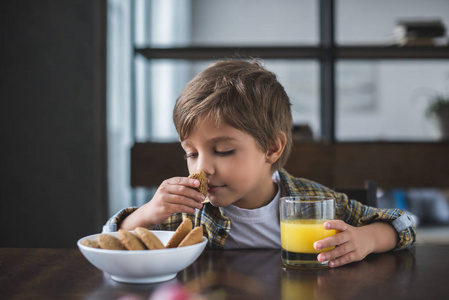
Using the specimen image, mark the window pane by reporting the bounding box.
[266,60,321,141]
[135,59,194,142]
[144,0,318,47]
[336,60,449,141]
[137,59,320,142]
[336,0,449,45]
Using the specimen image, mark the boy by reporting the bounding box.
[104,60,416,268]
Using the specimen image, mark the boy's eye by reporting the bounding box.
[215,150,235,156]
[184,153,198,160]
[184,150,235,159]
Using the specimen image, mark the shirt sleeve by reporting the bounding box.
[102,207,138,233]
[101,208,193,233]
[277,170,417,251]
[390,211,416,250]
[337,194,416,250]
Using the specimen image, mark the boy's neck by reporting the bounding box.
[233,180,278,210]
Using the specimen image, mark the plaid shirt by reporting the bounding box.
[104,168,416,250]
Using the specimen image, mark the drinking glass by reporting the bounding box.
[280,196,336,268]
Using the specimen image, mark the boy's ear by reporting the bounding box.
[265,132,287,164]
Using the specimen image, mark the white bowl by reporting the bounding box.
[77,230,207,284]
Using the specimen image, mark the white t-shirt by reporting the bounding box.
[223,172,281,249]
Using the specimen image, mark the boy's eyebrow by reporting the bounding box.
[181,136,241,147]
[209,136,240,143]
[180,140,193,147]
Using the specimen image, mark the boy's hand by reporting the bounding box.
[120,177,205,230]
[313,220,397,268]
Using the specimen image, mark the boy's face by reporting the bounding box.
[181,117,277,209]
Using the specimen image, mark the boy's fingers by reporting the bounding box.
[164,177,204,202]
[320,241,353,260]
[173,184,205,201]
[313,220,348,250]
[166,176,200,188]
[314,227,350,250]
[171,203,198,215]
[314,236,342,251]
[166,193,203,210]
[316,243,357,269]
[327,255,352,268]
[324,220,348,231]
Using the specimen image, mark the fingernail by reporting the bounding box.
[320,254,327,261]
[314,242,322,250]
[198,202,203,209]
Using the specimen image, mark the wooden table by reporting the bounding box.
[0,245,447,300]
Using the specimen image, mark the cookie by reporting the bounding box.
[189,170,208,198]
[96,234,127,250]
[80,238,100,249]
[165,218,193,248]
[134,227,164,250]
[118,229,147,250]
[178,226,204,247]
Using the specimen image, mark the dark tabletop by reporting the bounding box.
[0,245,447,300]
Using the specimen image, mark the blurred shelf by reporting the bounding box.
[337,46,449,59]
[135,45,449,60]
[135,46,321,60]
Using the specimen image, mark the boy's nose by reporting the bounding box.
[196,155,213,176]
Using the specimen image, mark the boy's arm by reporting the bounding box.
[361,222,398,253]
[119,204,157,230]
[315,220,399,268]
[102,207,138,233]
[102,176,204,232]
[335,194,416,250]
[314,192,416,268]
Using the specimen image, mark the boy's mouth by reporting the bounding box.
[208,184,223,193]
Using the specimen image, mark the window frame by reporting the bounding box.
[133,0,449,144]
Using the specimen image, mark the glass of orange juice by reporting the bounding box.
[280,196,336,269]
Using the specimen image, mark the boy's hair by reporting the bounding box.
[173,60,292,172]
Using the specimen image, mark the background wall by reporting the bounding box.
[0,0,108,248]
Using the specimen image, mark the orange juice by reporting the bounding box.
[280,196,335,268]
[281,219,336,269]
[281,219,336,253]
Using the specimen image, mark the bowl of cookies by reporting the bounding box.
[77,219,207,284]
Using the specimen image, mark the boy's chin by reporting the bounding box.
[205,196,230,208]
[205,197,220,207]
